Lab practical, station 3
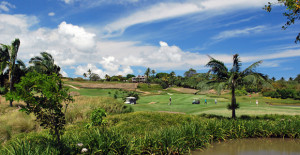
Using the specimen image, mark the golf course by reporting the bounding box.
[66,83,300,117]
[1,1,300,153]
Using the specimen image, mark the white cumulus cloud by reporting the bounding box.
[0,1,15,12]
[58,21,96,50]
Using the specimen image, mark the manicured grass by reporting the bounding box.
[134,92,300,117]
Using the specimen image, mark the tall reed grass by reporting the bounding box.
[64,96,133,123]
[1,112,299,154]
[0,96,132,144]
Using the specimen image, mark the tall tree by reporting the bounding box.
[265,0,300,43]
[29,52,61,75]
[1,39,21,107]
[169,71,176,86]
[206,54,267,118]
[271,77,276,82]
[169,71,176,77]
[184,68,197,78]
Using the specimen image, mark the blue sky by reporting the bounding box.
[0,0,299,80]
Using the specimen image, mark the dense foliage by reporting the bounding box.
[6,72,73,143]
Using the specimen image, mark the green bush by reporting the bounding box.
[263,89,298,99]
[235,89,248,96]
[293,91,300,100]
[73,77,84,81]
[270,91,280,98]
[90,108,107,126]
[277,89,295,99]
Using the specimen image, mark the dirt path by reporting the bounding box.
[66,84,80,90]
[171,88,198,94]
[68,82,138,90]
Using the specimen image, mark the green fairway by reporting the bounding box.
[133,92,300,117]
[66,85,300,117]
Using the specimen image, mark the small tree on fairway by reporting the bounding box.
[206,54,267,119]
[90,73,101,81]
[6,71,73,143]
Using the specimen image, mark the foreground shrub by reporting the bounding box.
[90,108,107,126]
[6,72,73,144]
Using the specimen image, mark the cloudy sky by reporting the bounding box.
[0,0,299,79]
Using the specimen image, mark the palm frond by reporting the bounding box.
[41,52,53,62]
[29,56,43,63]
[206,55,229,80]
[242,60,263,75]
[217,82,227,95]
[16,59,27,70]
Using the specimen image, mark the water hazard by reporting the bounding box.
[192,138,300,155]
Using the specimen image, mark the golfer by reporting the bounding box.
[169,97,172,105]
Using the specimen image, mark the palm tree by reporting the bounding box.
[206,54,267,118]
[0,46,9,105]
[105,74,110,81]
[0,44,9,87]
[13,59,27,84]
[144,67,151,85]
[1,39,21,107]
[83,73,87,79]
[87,69,92,80]
[29,52,61,75]
[151,69,156,78]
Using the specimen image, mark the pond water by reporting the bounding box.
[191,138,300,155]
